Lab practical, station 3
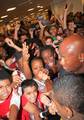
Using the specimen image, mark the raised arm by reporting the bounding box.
[23,102,42,120]
[14,23,20,40]
[22,42,32,79]
[5,37,22,52]
[63,0,72,29]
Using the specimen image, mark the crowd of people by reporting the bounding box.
[0,0,84,120]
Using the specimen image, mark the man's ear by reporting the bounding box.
[61,106,73,119]
[79,53,84,62]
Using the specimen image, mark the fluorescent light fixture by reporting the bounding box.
[7,7,16,12]
[45,9,48,11]
[38,9,43,12]
[37,5,41,8]
[30,13,34,15]
[37,5,43,8]
[14,17,18,20]
[40,6,43,8]
[1,15,8,19]
[27,8,34,11]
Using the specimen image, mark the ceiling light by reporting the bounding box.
[45,9,48,11]
[27,8,34,11]
[37,5,43,8]
[7,7,16,12]
[14,17,18,20]
[37,5,41,8]
[1,15,8,19]
[40,6,43,8]
[38,9,43,12]
[30,13,34,15]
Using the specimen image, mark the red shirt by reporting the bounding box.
[20,91,44,120]
[0,94,12,118]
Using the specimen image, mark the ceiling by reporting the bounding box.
[0,0,51,22]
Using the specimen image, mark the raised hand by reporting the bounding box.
[12,71,21,89]
[5,37,22,52]
[22,42,30,62]
[38,68,49,81]
[5,37,15,48]
[38,20,45,29]
[64,0,72,11]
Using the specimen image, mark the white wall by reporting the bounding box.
[51,0,83,17]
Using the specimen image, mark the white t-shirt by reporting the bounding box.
[10,91,20,109]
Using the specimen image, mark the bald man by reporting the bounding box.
[59,34,84,73]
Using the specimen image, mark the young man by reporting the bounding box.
[59,34,84,73]
[50,74,84,120]
[0,68,20,120]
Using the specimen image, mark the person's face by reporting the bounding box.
[31,59,44,78]
[68,22,76,31]
[45,38,53,46]
[20,35,27,43]
[0,37,5,47]
[49,26,57,36]
[58,27,63,34]
[0,79,12,101]
[59,46,81,72]
[0,47,6,60]
[24,86,37,103]
[41,49,55,67]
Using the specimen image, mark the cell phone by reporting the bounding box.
[42,20,50,26]
[37,16,44,21]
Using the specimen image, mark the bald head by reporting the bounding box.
[59,34,84,73]
[60,34,84,54]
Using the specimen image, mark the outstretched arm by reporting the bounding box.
[5,37,22,52]
[23,102,42,120]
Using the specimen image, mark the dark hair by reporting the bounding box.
[40,45,55,56]
[45,36,53,42]
[53,74,84,114]
[30,56,45,76]
[0,68,12,82]
[48,24,58,32]
[21,79,38,92]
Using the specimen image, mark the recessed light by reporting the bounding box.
[1,15,8,19]
[27,8,34,11]
[37,5,41,8]
[38,9,43,12]
[7,7,16,12]
[40,6,43,8]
